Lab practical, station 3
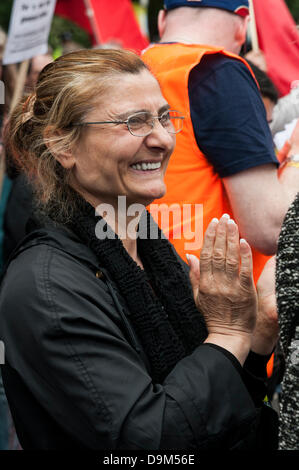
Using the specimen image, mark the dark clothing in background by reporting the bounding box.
[189,54,279,178]
[2,173,33,265]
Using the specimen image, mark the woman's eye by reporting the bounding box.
[129,114,150,128]
[130,117,144,125]
[160,112,170,124]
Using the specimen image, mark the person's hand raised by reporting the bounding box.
[188,214,258,365]
[253,256,279,355]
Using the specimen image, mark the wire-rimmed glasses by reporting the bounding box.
[73,109,185,137]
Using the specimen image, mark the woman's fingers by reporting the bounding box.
[200,215,254,289]
[239,238,254,289]
[212,214,230,273]
[256,256,276,299]
[199,217,218,276]
[187,254,200,302]
[197,216,257,337]
[225,219,240,278]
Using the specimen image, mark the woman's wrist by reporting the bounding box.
[204,332,251,366]
[251,322,278,356]
[252,296,279,356]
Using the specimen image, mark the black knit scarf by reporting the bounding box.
[67,196,208,383]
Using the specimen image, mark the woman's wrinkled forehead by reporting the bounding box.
[87,69,166,118]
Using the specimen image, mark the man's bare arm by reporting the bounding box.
[223,163,299,255]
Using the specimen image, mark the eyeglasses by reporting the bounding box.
[73,109,185,137]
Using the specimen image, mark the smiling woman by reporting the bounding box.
[56,68,176,212]
[0,48,278,450]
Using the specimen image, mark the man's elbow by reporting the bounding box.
[252,238,278,256]
[244,225,281,256]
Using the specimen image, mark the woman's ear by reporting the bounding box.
[43,126,76,170]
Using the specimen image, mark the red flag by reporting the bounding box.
[55,0,149,54]
[253,0,299,96]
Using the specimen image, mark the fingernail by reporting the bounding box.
[221,213,230,219]
[187,253,198,261]
[211,218,219,223]
[240,239,249,251]
[227,219,235,225]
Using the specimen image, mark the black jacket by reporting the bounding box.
[0,223,278,450]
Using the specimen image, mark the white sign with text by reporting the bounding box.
[3,0,56,64]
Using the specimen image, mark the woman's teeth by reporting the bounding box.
[131,162,161,171]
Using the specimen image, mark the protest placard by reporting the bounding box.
[3,0,56,65]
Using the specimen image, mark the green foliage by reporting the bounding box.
[0,0,91,52]
[1,0,296,55]
[48,16,91,51]
[147,0,163,41]
[286,0,299,22]
[0,0,13,32]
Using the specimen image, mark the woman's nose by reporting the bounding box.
[145,120,175,151]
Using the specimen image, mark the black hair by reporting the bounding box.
[246,59,279,104]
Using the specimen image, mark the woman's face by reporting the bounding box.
[69,69,175,209]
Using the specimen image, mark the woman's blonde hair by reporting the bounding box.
[5,48,149,222]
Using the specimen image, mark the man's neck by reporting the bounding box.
[159,32,240,55]
[160,35,196,45]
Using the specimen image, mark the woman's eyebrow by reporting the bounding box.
[117,104,170,120]
[158,104,171,114]
[117,110,149,120]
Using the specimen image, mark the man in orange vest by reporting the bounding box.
[142,0,299,284]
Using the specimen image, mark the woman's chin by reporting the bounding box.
[143,184,166,206]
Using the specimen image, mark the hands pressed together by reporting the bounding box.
[188,214,279,366]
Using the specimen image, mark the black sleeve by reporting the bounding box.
[0,245,261,450]
[242,350,272,406]
[202,344,272,406]
[188,54,279,178]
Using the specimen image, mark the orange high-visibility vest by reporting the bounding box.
[143,43,271,284]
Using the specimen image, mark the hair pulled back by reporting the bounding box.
[5,48,148,222]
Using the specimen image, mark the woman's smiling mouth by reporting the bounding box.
[130,161,162,171]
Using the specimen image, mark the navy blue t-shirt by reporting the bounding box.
[188,54,278,178]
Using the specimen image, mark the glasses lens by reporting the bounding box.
[128,112,153,136]
[160,110,184,134]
